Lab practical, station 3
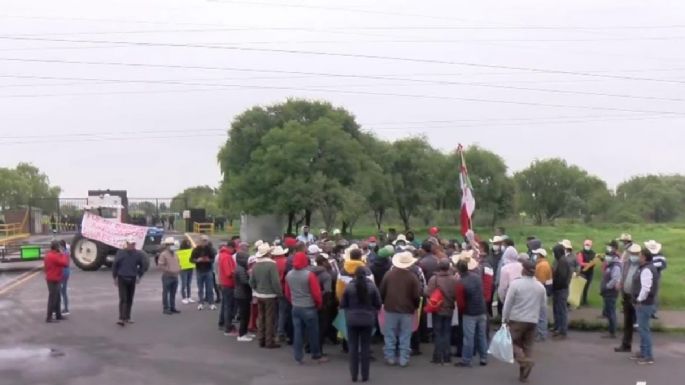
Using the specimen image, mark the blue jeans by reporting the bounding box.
[292,306,321,362]
[636,304,655,360]
[537,300,548,339]
[552,289,569,335]
[432,314,452,363]
[219,287,235,331]
[196,271,214,304]
[603,296,618,335]
[462,314,488,365]
[60,272,70,313]
[162,275,178,311]
[383,312,413,365]
[180,269,193,299]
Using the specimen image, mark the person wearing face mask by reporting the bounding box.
[614,243,642,354]
[600,242,622,339]
[577,240,596,307]
[631,248,660,365]
[488,236,505,316]
[618,233,634,262]
[365,236,379,264]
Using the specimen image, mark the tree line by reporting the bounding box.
[213,99,685,232]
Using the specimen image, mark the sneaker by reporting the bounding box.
[247,333,257,338]
[62,311,70,316]
[170,309,181,314]
[237,336,254,342]
[197,304,204,311]
[181,299,189,305]
[163,310,173,315]
[637,358,655,365]
[629,354,643,360]
[116,320,125,326]
[188,298,196,303]
[614,346,631,353]
[385,359,396,366]
[209,304,217,311]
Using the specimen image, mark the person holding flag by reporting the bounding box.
[458,144,476,236]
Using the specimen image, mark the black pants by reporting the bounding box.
[118,276,136,321]
[621,293,635,349]
[580,270,594,306]
[319,293,335,348]
[236,297,251,337]
[451,314,464,356]
[348,325,373,381]
[46,281,61,320]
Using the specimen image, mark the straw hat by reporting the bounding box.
[271,245,288,256]
[452,249,478,271]
[392,251,417,269]
[307,244,323,255]
[619,233,632,242]
[392,234,408,245]
[490,235,505,244]
[628,243,642,254]
[559,239,573,249]
[532,248,547,257]
[643,240,662,255]
[162,236,176,245]
[255,243,272,258]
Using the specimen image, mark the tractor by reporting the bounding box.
[70,193,164,271]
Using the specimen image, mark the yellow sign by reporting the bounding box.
[178,249,195,270]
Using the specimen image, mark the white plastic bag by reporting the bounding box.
[488,324,514,364]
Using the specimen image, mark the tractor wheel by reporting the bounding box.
[70,234,106,271]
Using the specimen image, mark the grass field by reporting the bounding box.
[201,220,684,309]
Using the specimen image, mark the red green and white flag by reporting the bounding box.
[458,144,475,236]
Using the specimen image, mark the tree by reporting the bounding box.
[615,175,680,222]
[438,146,514,227]
[218,99,371,233]
[172,186,221,216]
[0,163,60,211]
[514,159,609,225]
[358,133,392,230]
[388,137,440,230]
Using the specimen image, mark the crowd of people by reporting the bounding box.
[43,225,668,383]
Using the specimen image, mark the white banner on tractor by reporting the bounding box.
[81,212,147,250]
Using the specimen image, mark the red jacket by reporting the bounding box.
[274,255,287,288]
[218,247,236,288]
[44,250,68,282]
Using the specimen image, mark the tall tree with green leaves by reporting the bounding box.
[0,163,60,211]
[514,158,609,224]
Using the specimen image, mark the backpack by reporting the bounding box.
[424,287,445,313]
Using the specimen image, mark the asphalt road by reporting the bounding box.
[1,267,684,385]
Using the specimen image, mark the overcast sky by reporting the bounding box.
[1,0,684,197]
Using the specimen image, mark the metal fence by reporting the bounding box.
[28,197,189,233]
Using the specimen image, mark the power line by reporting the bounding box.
[2,36,684,85]
[0,132,226,146]
[2,57,683,108]
[1,78,684,116]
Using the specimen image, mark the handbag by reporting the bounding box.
[424,287,445,313]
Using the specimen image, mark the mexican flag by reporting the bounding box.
[458,145,475,236]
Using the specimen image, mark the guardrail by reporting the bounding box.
[193,222,215,235]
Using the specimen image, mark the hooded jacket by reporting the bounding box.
[370,256,392,286]
[190,244,216,273]
[310,265,333,294]
[44,250,69,282]
[341,278,382,327]
[336,259,373,302]
[234,252,252,300]
[552,244,572,290]
[217,246,236,288]
[285,252,323,309]
[497,249,522,301]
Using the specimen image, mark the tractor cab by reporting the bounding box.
[84,194,124,223]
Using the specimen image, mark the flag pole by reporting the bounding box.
[457,144,473,232]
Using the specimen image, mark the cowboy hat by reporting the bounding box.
[619,233,632,242]
[452,250,478,271]
[392,251,417,269]
[125,235,137,244]
[332,228,341,235]
[254,239,264,248]
[559,239,573,249]
[532,248,547,257]
[489,235,505,244]
[628,243,642,254]
[162,236,176,245]
[255,243,272,258]
[271,245,288,256]
[392,234,408,245]
[319,228,328,235]
[307,244,323,255]
[643,240,662,255]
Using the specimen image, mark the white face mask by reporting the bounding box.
[584,246,591,251]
